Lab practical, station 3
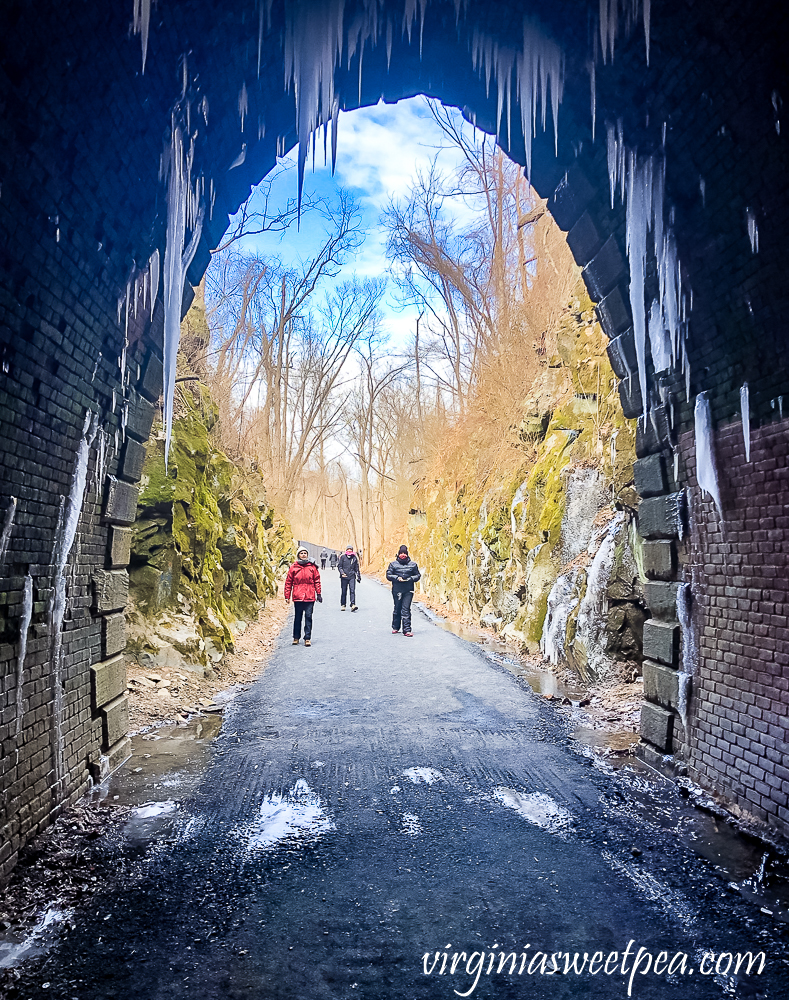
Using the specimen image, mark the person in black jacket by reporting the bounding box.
[386,544,421,637]
[337,547,361,611]
[329,551,338,570]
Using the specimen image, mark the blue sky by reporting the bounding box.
[226,97,482,344]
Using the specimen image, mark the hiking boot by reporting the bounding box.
[304,639,311,647]
[403,631,413,637]
[351,605,358,612]
[392,628,400,634]
[292,638,300,645]
[340,606,346,611]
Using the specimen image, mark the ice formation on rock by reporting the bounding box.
[162,126,204,466]
[746,208,759,253]
[607,124,689,415]
[49,411,98,789]
[694,393,722,520]
[15,574,33,737]
[676,581,696,728]
[740,383,751,462]
[0,496,17,569]
[132,0,151,73]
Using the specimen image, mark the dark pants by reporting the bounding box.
[293,601,314,640]
[340,576,356,607]
[392,587,414,633]
[321,559,326,568]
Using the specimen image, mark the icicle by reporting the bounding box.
[609,429,618,468]
[746,208,759,253]
[643,0,650,64]
[676,582,696,729]
[0,497,17,569]
[780,396,785,421]
[625,151,652,418]
[238,82,249,132]
[257,2,264,78]
[648,298,671,372]
[699,176,705,206]
[470,19,563,178]
[149,249,160,310]
[15,573,33,738]
[694,393,723,520]
[163,127,204,468]
[740,383,751,462]
[132,0,151,73]
[49,411,98,790]
[589,61,596,141]
[284,0,346,213]
[673,448,679,483]
[229,144,247,170]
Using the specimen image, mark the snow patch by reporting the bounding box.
[244,779,334,849]
[403,767,444,785]
[493,787,573,834]
[401,812,422,836]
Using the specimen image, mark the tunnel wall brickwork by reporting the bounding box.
[675,419,789,830]
[0,0,788,876]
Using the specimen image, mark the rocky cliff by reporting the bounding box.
[408,285,645,683]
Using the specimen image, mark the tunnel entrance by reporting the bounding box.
[0,0,787,880]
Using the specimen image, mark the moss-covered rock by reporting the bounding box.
[408,280,645,679]
[128,386,293,672]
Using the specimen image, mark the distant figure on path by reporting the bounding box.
[386,544,421,637]
[329,551,338,570]
[320,547,328,569]
[337,546,361,611]
[284,547,322,646]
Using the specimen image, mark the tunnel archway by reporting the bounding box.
[0,0,787,877]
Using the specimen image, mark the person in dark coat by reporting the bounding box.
[284,547,322,645]
[320,548,328,569]
[386,544,421,636]
[329,551,338,570]
[337,546,361,611]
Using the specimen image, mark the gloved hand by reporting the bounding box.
[356,576,361,583]
[316,594,323,603]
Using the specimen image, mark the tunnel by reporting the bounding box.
[0,0,787,881]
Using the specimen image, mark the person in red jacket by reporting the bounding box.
[284,547,322,646]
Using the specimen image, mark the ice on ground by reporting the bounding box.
[0,907,73,969]
[401,813,422,836]
[245,779,334,849]
[493,787,573,834]
[403,767,444,784]
[389,785,401,794]
[134,801,178,819]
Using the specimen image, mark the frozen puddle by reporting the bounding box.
[493,788,574,835]
[244,779,334,850]
[403,767,444,785]
[0,907,73,969]
[133,800,178,819]
[401,813,423,836]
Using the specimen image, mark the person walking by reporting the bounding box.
[320,547,328,569]
[329,551,338,570]
[337,546,361,611]
[284,547,322,646]
[386,544,421,637]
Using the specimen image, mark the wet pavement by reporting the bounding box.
[4,578,789,998]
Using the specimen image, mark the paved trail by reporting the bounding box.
[8,577,787,998]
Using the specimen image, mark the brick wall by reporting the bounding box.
[676,417,789,831]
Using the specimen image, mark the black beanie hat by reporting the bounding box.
[398,544,409,555]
